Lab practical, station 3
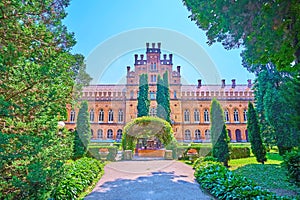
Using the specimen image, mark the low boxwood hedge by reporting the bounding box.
[52,157,104,200]
[88,146,118,161]
[194,161,291,199]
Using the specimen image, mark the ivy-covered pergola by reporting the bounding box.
[121,116,175,151]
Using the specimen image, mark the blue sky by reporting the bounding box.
[64,0,255,84]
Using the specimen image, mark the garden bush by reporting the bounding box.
[52,157,104,200]
[230,146,251,159]
[194,161,291,199]
[282,149,300,185]
[88,146,118,161]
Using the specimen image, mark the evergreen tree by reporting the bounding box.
[247,102,267,164]
[74,101,91,159]
[210,98,230,167]
[156,71,171,123]
[137,74,150,117]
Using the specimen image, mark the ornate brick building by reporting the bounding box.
[66,43,254,143]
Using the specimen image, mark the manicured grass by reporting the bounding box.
[231,153,299,198]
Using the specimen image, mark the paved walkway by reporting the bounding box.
[85,160,212,200]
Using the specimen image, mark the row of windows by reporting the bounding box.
[91,129,123,139]
[183,108,247,123]
[184,129,248,142]
[69,109,124,123]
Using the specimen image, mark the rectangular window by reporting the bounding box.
[150,75,157,82]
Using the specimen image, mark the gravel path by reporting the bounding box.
[85,160,212,200]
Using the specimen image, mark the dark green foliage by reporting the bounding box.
[210,98,230,166]
[137,74,150,117]
[282,150,300,185]
[194,161,290,200]
[73,101,91,159]
[183,0,300,73]
[88,146,118,161]
[0,0,78,198]
[257,69,299,155]
[122,116,174,151]
[247,102,267,164]
[52,157,104,199]
[156,72,171,123]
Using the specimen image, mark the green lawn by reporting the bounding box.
[230,153,299,198]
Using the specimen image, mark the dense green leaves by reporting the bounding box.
[282,149,300,185]
[210,98,230,166]
[73,101,91,159]
[247,102,267,164]
[121,116,174,151]
[137,74,150,117]
[0,0,78,198]
[156,71,171,123]
[183,0,300,73]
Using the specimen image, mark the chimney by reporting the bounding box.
[146,42,149,49]
[221,79,225,88]
[169,54,173,63]
[197,79,202,88]
[163,54,167,60]
[157,42,161,49]
[134,54,138,64]
[177,66,181,74]
[247,79,252,88]
[231,79,236,88]
[127,66,130,73]
[152,43,155,48]
[140,54,144,60]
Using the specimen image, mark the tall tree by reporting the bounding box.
[73,101,91,159]
[137,74,150,117]
[0,0,76,198]
[247,102,267,164]
[210,98,230,167]
[183,0,300,73]
[156,72,171,123]
[254,66,299,155]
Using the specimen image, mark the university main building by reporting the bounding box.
[66,43,254,143]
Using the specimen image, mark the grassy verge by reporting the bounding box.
[230,153,299,198]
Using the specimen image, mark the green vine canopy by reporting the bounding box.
[121,116,175,151]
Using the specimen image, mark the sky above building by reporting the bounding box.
[64,0,255,85]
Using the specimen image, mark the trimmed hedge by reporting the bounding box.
[52,157,104,200]
[283,150,300,185]
[194,161,291,200]
[88,146,118,161]
[177,145,250,160]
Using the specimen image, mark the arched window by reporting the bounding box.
[195,129,201,140]
[90,109,94,122]
[98,109,104,122]
[227,129,232,141]
[149,107,156,116]
[205,129,210,140]
[117,129,122,139]
[118,109,124,122]
[108,109,114,122]
[70,110,75,122]
[204,109,209,122]
[184,109,190,122]
[97,129,103,139]
[107,129,113,139]
[235,129,242,142]
[224,109,230,123]
[185,129,191,140]
[233,109,239,122]
[194,109,200,122]
[243,109,247,122]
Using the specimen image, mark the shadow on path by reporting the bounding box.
[85,171,209,200]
